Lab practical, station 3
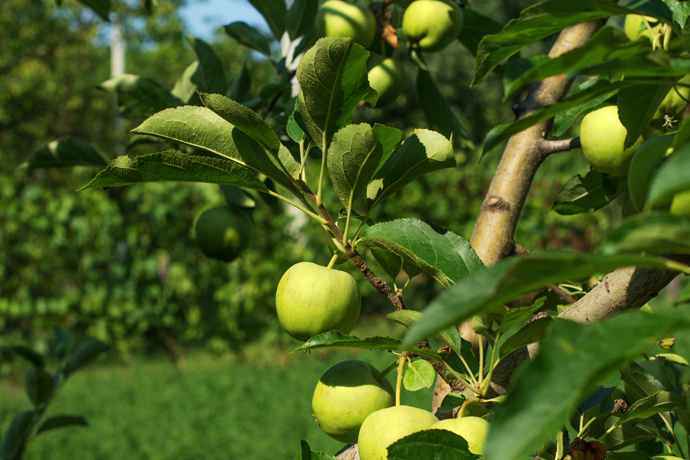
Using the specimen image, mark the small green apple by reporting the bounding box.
[275,262,360,341]
[367,54,405,107]
[315,0,376,49]
[580,105,644,177]
[312,360,395,443]
[651,75,690,129]
[195,206,253,262]
[402,0,464,53]
[670,189,690,219]
[624,15,663,42]
[358,405,439,460]
[430,416,489,455]
[627,134,674,212]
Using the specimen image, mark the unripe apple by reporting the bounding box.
[358,405,439,460]
[315,0,376,49]
[627,134,674,212]
[367,54,405,107]
[624,15,662,42]
[580,105,644,177]
[275,262,360,341]
[195,206,253,262]
[312,360,395,443]
[670,189,690,219]
[430,416,489,455]
[651,75,690,129]
[402,0,464,53]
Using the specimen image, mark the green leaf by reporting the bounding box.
[607,452,654,460]
[327,123,386,209]
[186,35,227,96]
[298,440,338,460]
[499,316,554,358]
[416,69,473,142]
[502,55,550,98]
[386,310,474,368]
[77,0,110,21]
[494,298,546,334]
[360,219,484,288]
[36,415,88,435]
[50,326,74,360]
[78,151,269,192]
[292,331,444,362]
[403,359,436,391]
[171,61,199,104]
[387,430,478,460]
[25,139,108,169]
[551,171,626,216]
[577,385,615,413]
[618,81,671,148]
[63,339,109,378]
[665,0,690,27]
[25,366,54,407]
[483,311,690,460]
[229,63,252,103]
[285,0,317,40]
[615,390,688,426]
[371,247,403,280]
[366,130,456,209]
[0,411,34,460]
[601,417,658,450]
[220,185,256,209]
[247,0,286,40]
[552,77,617,137]
[599,212,690,255]
[648,141,690,206]
[131,106,298,190]
[98,74,183,119]
[402,252,681,349]
[10,346,44,368]
[200,92,281,155]
[223,22,272,56]
[456,9,503,56]
[296,37,372,149]
[503,27,648,99]
[471,0,671,87]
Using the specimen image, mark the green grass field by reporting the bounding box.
[0,324,434,459]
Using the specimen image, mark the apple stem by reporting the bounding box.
[395,354,407,406]
[327,254,338,269]
[376,359,399,382]
[457,398,472,418]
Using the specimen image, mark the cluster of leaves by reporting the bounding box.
[0,327,108,460]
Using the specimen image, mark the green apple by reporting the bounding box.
[315,0,376,49]
[367,54,405,107]
[358,405,439,460]
[624,15,662,42]
[402,0,464,53]
[580,105,644,176]
[651,75,690,129]
[312,360,395,443]
[275,262,360,341]
[627,134,674,212]
[431,416,489,455]
[195,206,253,262]
[670,189,690,218]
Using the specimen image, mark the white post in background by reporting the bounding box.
[111,16,126,156]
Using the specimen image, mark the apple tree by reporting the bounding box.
[8,0,690,459]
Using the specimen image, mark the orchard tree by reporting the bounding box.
[8,0,690,460]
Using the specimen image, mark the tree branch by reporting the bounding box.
[538,137,581,157]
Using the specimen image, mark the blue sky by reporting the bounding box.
[179,0,270,39]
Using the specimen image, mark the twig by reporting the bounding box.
[298,182,406,311]
[539,137,581,157]
[548,284,577,305]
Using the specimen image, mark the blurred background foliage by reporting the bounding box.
[1,0,612,367]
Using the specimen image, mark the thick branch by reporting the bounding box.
[487,254,690,396]
[470,21,603,266]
